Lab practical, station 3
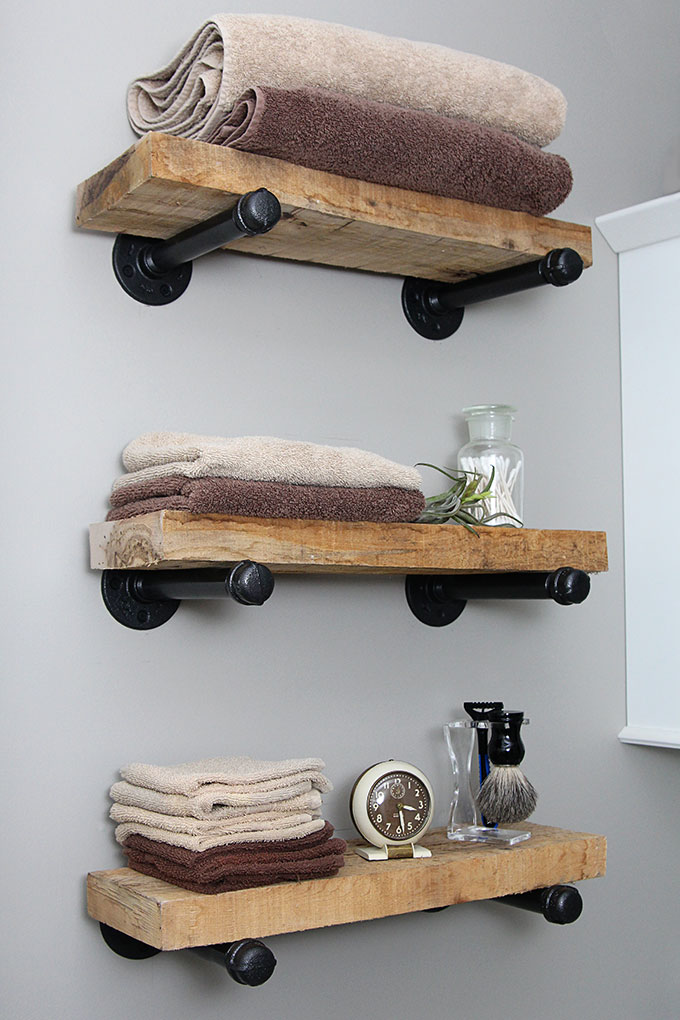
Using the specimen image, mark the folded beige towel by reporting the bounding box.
[119,755,332,796]
[110,802,321,836]
[110,781,323,819]
[127,14,566,147]
[114,816,326,852]
[113,433,423,495]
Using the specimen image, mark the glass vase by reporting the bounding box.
[457,404,524,526]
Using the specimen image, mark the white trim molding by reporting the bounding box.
[618,726,680,750]
[596,192,680,253]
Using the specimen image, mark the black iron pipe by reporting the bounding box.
[133,563,275,606]
[495,885,583,924]
[429,248,584,314]
[191,940,277,985]
[144,188,281,274]
[437,567,590,605]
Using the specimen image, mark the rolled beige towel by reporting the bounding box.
[127,14,566,147]
[112,433,424,495]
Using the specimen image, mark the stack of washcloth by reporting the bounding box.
[107,431,425,522]
[110,755,347,893]
[126,14,573,216]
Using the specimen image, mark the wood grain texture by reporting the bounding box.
[75,133,592,283]
[87,824,606,950]
[89,512,608,574]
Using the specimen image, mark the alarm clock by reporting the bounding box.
[350,760,435,860]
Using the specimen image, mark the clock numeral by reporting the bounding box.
[407,821,413,831]
[417,801,423,809]
[376,814,382,823]
[396,827,402,835]
[415,812,421,821]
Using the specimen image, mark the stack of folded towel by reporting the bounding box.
[126,14,573,216]
[107,431,425,522]
[110,755,347,893]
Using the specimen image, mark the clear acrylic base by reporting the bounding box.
[447,825,531,846]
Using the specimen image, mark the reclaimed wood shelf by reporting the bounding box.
[90,511,608,574]
[75,132,592,284]
[87,823,606,950]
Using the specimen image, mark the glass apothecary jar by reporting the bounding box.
[457,404,523,526]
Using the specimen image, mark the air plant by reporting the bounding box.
[416,463,522,534]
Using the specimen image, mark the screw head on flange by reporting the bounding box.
[405,576,467,626]
[101,571,180,629]
[401,277,465,339]
[112,233,192,305]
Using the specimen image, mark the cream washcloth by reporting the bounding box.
[119,755,332,796]
[112,433,423,495]
[114,816,326,851]
[127,14,566,147]
[110,781,322,819]
[110,802,321,835]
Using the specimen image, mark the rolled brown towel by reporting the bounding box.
[107,475,425,523]
[205,86,573,216]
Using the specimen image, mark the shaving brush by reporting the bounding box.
[477,710,537,823]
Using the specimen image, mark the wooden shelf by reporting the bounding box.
[76,133,592,284]
[87,823,606,950]
[90,512,608,574]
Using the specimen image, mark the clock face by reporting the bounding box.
[366,770,431,842]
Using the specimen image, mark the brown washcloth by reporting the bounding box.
[107,475,425,523]
[122,851,345,893]
[123,829,347,881]
[122,821,347,892]
[206,86,572,216]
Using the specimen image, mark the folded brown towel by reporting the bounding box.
[107,475,425,523]
[123,851,345,892]
[122,821,347,892]
[206,86,572,216]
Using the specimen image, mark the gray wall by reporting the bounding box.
[3,2,679,1017]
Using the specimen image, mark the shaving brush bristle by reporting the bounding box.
[478,764,538,823]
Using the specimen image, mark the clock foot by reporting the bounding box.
[354,844,432,861]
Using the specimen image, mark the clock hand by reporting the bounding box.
[402,805,418,812]
[399,809,405,831]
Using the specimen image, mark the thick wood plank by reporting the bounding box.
[89,512,608,574]
[87,824,606,950]
[76,133,592,284]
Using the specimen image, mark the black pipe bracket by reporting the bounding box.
[424,884,583,924]
[112,188,281,305]
[101,563,275,630]
[99,924,277,984]
[402,247,584,339]
[406,567,590,626]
